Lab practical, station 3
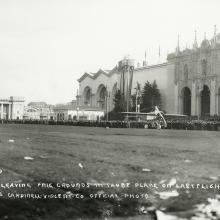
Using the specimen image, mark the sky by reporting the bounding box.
[0,0,220,104]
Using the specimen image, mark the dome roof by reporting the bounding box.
[201,39,211,49]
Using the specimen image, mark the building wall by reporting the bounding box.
[11,102,24,119]
[24,106,41,120]
[132,63,169,111]
[25,102,53,120]
[53,109,69,121]
[77,34,220,116]
[53,109,104,121]
[166,62,176,113]
[77,110,104,120]
[0,102,11,119]
[78,70,118,111]
[78,63,175,113]
[10,97,25,120]
[168,38,220,116]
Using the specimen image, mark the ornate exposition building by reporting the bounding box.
[77,32,220,119]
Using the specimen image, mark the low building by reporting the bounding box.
[23,102,54,120]
[0,96,25,120]
[53,103,104,121]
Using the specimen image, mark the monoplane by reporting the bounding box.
[121,106,187,128]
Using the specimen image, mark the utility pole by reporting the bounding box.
[135,82,141,112]
[106,94,108,121]
[105,85,109,122]
[126,67,129,124]
[135,86,138,112]
[134,88,138,121]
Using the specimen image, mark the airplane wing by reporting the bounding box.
[165,114,187,117]
[121,111,187,117]
[120,112,156,116]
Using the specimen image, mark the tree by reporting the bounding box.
[151,80,161,106]
[113,90,126,113]
[141,80,161,112]
[108,90,125,120]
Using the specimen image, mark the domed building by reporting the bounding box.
[77,31,220,120]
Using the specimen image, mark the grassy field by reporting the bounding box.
[0,124,219,220]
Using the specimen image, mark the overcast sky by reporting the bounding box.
[0,0,219,104]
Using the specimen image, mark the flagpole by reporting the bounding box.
[105,85,108,122]
[158,45,161,64]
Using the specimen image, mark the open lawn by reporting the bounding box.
[0,124,219,220]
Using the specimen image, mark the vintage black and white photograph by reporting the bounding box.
[0,0,220,219]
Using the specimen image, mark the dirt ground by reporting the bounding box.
[0,124,219,220]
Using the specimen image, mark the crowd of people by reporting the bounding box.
[2,118,220,131]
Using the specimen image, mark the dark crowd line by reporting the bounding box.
[1,117,220,131]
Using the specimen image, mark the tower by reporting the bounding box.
[143,51,147,66]
[176,34,180,54]
[193,30,198,50]
[214,25,217,43]
[118,56,134,112]
[158,45,161,63]
[211,25,217,47]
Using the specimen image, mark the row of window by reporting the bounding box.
[56,113,103,121]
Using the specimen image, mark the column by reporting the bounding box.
[91,93,95,107]
[8,104,11,120]
[215,91,218,116]
[1,103,3,119]
[196,92,201,116]
[11,103,13,120]
[191,81,196,115]
[77,95,81,106]
[110,92,114,111]
[210,79,216,116]
[174,83,178,114]
[216,90,220,116]
[178,94,182,114]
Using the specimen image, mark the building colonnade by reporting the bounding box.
[175,77,220,116]
[0,101,12,120]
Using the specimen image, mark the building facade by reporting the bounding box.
[0,96,25,120]
[168,33,220,116]
[23,102,53,120]
[53,103,104,121]
[77,32,220,117]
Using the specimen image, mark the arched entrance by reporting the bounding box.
[83,87,92,106]
[201,85,210,116]
[182,87,191,115]
[97,84,107,109]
